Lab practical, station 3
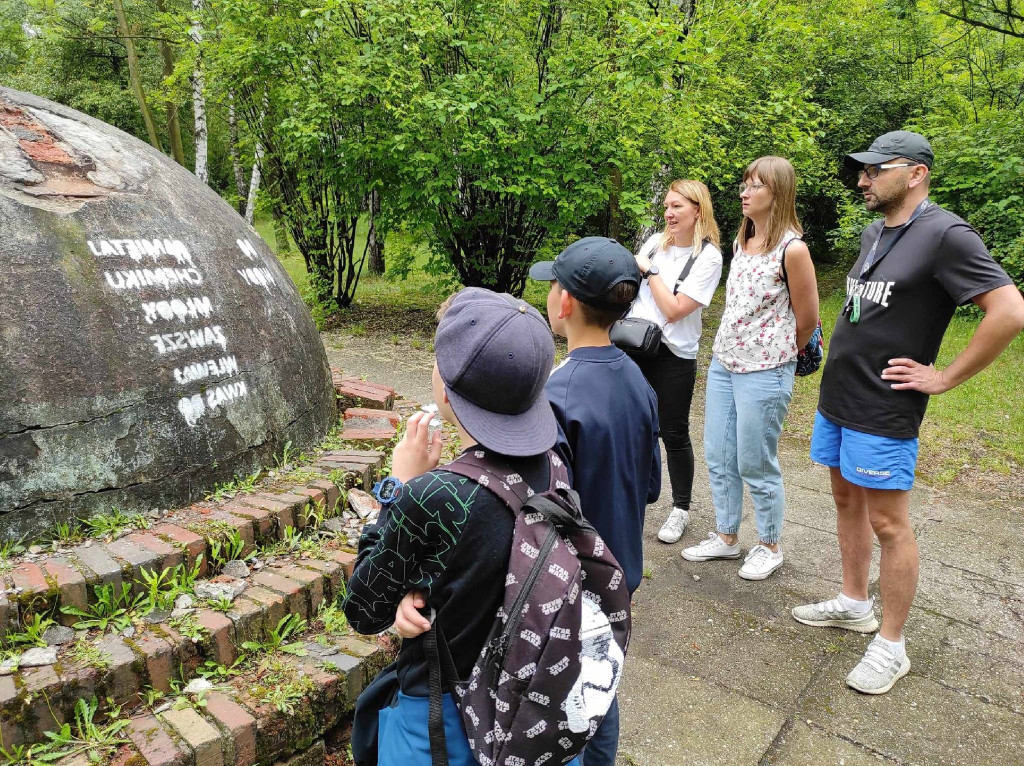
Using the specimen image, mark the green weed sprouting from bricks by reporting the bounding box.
[170,555,204,593]
[169,613,206,643]
[197,657,245,682]
[274,440,302,469]
[209,469,262,501]
[5,613,57,649]
[53,521,85,546]
[138,686,165,709]
[204,595,236,613]
[67,639,110,670]
[31,696,130,763]
[137,566,179,614]
[61,582,139,633]
[0,537,26,576]
[242,614,307,655]
[207,529,251,572]
[313,601,349,636]
[82,507,149,538]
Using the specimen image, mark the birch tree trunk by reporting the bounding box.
[244,141,263,225]
[110,0,161,151]
[190,0,208,183]
[227,94,247,212]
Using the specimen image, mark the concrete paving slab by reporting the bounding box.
[617,656,787,766]
[764,721,894,765]
[914,556,1024,642]
[798,650,1024,765]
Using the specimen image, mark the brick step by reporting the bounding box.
[340,408,400,444]
[1,451,383,633]
[52,622,391,766]
[331,367,396,411]
[0,545,364,753]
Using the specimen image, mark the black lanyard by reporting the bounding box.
[845,199,930,322]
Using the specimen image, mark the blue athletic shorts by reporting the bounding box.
[809,412,918,491]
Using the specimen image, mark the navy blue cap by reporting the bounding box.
[529,237,640,309]
[844,130,934,170]
[435,287,557,457]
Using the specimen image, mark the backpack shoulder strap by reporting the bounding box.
[779,234,803,289]
[442,449,569,510]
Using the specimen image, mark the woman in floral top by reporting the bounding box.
[682,156,819,580]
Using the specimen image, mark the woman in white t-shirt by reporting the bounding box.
[682,156,819,581]
[627,179,724,546]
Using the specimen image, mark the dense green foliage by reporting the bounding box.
[2,0,1022,297]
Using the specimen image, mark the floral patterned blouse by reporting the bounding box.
[712,230,800,373]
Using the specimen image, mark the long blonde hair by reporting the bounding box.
[737,157,803,253]
[659,179,721,253]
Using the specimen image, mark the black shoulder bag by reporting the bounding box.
[611,240,708,359]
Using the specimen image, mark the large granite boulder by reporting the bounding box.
[0,87,336,541]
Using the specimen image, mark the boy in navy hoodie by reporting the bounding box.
[529,237,662,766]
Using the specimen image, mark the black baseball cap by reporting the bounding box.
[528,237,640,310]
[435,287,557,456]
[844,130,934,171]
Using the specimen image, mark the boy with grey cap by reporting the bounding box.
[794,131,1024,694]
[531,236,661,766]
[344,287,580,765]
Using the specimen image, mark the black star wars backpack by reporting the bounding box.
[428,449,632,766]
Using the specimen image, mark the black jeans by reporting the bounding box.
[635,344,697,509]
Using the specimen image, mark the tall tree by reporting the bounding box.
[190,0,208,182]
[110,0,161,150]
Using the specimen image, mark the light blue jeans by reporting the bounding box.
[703,356,796,544]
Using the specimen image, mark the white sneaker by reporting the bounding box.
[738,544,784,580]
[791,597,879,633]
[846,636,911,694]
[657,508,690,543]
[681,533,741,562]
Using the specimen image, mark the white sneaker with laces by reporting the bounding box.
[846,635,911,694]
[681,533,741,562]
[658,507,690,543]
[738,544,784,580]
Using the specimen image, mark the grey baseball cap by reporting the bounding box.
[844,130,934,170]
[528,237,640,309]
[435,287,557,456]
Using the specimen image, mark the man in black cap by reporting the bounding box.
[343,288,580,765]
[793,131,1024,694]
[531,237,662,765]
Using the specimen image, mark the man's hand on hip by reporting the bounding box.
[881,358,950,394]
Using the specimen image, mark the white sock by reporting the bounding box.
[873,633,906,658]
[838,592,872,616]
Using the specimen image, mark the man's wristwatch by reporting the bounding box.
[372,476,404,505]
[641,265,660,280]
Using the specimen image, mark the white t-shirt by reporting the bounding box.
[627,234,723,359]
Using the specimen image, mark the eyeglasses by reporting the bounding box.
[858,163,917,180]
[738,182,767,194]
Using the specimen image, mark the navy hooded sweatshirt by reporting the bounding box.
[546,344,661,593]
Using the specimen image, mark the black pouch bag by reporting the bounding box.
[350,659,400,766]
[609,317,662,358]
[611,238,707,359]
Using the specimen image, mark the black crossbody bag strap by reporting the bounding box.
[671,238,710,295]
[779,235,802,289]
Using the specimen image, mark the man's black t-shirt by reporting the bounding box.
[818,204,1012,439]
[342,448,550,697]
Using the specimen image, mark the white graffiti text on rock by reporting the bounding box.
[142,296,214,324]
[88,238,195,266]
[237,267,276,290]
[149,325,228,355]
[173,355,239,385]
[105,268,203,291]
